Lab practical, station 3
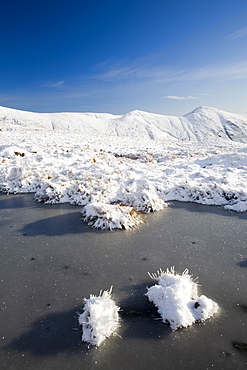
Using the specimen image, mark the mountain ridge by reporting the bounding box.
[0,105,247,143]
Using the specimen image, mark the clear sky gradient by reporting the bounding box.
[1,0,247,115]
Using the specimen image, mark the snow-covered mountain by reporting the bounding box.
[0,105,247,143]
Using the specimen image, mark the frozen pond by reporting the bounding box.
[0,193,246,369]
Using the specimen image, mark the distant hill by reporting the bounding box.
[1,105,247,143]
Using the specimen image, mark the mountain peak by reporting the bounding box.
[185,106,219,116]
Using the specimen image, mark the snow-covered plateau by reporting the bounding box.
[0,105,247,229]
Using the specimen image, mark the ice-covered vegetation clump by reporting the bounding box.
[78,287,119,346]
[78,268,219,347]
[82,201,143,229]
[146,267,219,330]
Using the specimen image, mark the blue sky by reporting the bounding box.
[1,0,247,115]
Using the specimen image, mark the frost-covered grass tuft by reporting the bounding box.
[146,267,219,330]
[78,287,120,346]
[81,201,143,230]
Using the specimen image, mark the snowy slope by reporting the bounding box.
[0,105,119,135]
[184,106,247,142]
[1,105,247,143]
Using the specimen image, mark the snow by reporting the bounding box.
[78,287,119,346]
[82,202,143,230]
[1,105,247,142]
[146,267,219,330]
[0,105,247,229]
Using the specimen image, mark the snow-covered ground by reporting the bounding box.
[0,105,247,229]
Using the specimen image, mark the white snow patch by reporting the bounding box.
[78,287,120,346]
[146,267,219,330]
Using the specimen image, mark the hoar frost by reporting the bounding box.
[78,287,120,346]
[81,201,143,230]
[146,267,219,330]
